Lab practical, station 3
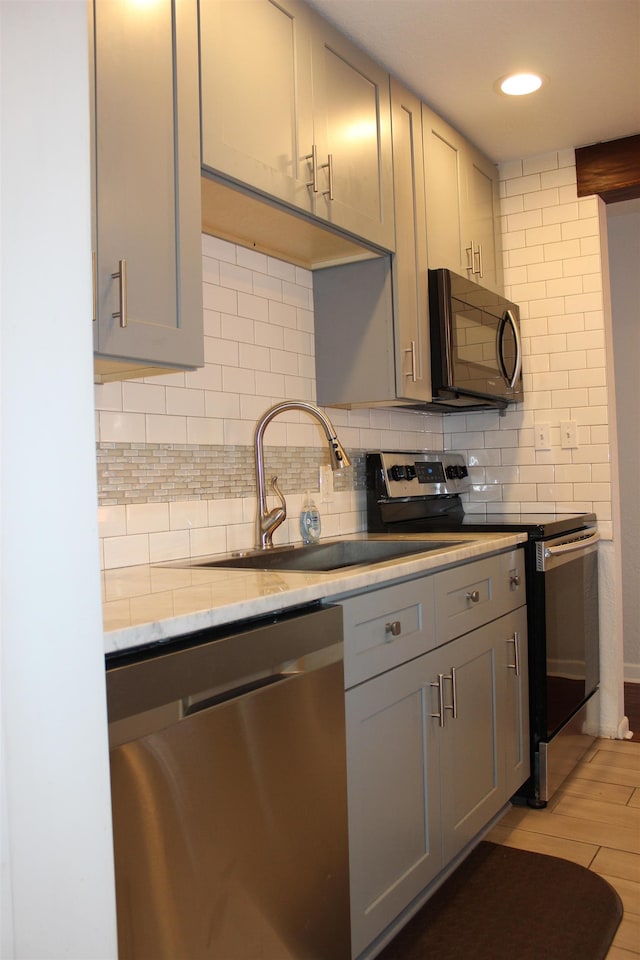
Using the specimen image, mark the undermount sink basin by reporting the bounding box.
[175,539,464,573]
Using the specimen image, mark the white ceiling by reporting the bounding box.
[306,0,640,163]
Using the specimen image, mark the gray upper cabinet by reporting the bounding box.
[308,12,395,250]
[389,79,430,403]
[314,80,430,408]
[92,0,203,383]
[422,104,503,294]
[199,0,314,211]
[199,0,395,252]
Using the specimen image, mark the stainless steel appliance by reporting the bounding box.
[428,269,523,408]
[106,603,350,960]
[366,450,600,806]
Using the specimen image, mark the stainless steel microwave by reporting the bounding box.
[428,268,523,409]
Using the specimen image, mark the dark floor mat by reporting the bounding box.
[377,841,623,960]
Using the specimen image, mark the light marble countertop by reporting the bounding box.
[102,532,527,655]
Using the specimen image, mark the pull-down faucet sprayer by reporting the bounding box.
[253,401,351,549]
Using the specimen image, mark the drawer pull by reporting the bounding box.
[510,574,521,589]
[384,620,401,639]
[466,590,480,603]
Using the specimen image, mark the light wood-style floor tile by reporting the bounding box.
[490,739,640,960]
[598,874,640,917]
[611,912,640,954]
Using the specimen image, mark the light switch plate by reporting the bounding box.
[561,420,578,449]
[535,423,551,450]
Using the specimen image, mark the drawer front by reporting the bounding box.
[435,550,525,643]
[342,578,436,688]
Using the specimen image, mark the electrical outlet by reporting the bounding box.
[561,420,578,449]
[534,423,551,450]
[319,464,334,501]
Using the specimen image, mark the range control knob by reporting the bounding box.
[406,465,417,480]
[388,465,407,481]
[446,464,469,480]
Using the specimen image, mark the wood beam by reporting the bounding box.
[575,134,640,203]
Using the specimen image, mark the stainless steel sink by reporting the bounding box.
[172,539,464,573]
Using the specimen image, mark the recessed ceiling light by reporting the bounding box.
[498,73,544,96]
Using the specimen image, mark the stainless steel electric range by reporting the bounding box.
[366,450,601,806]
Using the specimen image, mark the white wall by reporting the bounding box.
[607,200,640,682]
[1,4,117,957]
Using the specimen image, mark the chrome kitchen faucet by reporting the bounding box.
[253,401,351,549]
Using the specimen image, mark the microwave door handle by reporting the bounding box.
[498,309,522,389]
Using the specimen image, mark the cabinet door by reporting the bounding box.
[390,80,431,402]
[199,0,315,211]
[93,0,203,372]
[434,625,504,863]
[309,14,395,250]
[464,144,503,294]
[346,656,442,957]
[422,105,468,277]
[501,607,530,798]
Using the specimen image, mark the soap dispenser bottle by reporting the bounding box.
[300,492,321,544]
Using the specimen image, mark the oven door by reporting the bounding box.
[536,527,600,738]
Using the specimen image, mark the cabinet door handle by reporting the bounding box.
[320,153,334,201]
[443,667,458,719]
[305,145,319,193]
[465,589,480,603]
[384,620,401,640]
[430,674,445,727]
[465,240,474,275]
[507,632,521,676]
[404,341,417,381]
[111,259,127,328]
[509,573,521,589]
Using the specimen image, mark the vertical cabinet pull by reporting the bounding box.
[431,669,457,726]
[466,240,483,278]
[111,259,127,328]
[430,674,445,727]
[404,340,418,381]
[320,154,334,200]
[466,240,474,275]
[444,667,457,718]
[305,145,319,193]
[507,632,521,676]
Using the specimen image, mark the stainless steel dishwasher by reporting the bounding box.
[106,603,350,960]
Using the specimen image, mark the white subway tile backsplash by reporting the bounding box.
[98,155,615,570]
[522,153,559,175]
[146,414,188,445]
[99,411,146,443]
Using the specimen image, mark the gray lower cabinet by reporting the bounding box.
[91,0,203,382]
[341,554,528,958]
[199,0,395,252]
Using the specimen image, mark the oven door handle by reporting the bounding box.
[543,529,600,558]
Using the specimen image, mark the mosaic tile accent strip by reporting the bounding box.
[97,443,366,505]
